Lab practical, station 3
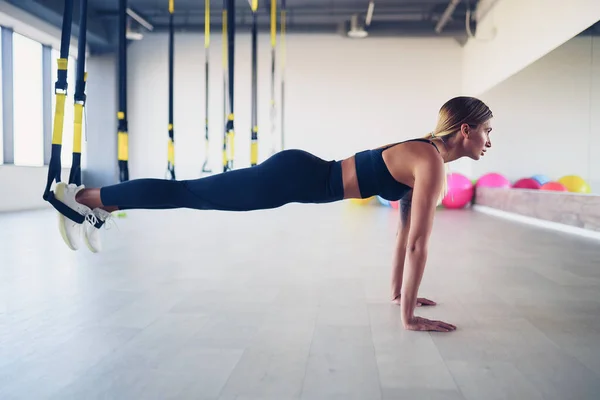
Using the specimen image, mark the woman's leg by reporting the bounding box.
[75,149,345,212]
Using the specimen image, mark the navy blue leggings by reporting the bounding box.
[100,149,345,211]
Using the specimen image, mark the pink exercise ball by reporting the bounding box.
[512,178,541,190]
[442,173,474,209]
[476,172,511,188]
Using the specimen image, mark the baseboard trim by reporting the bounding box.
[472,205,600,241]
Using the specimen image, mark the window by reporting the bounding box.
[51,49,87,169]
[13,33,43,166]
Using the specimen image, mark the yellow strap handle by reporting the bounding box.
[227,113,235,161]
[73,103,84,153]
[168,139,175,164]
[52,94,66,145]
[270,0,276,47]
[250,125,258,165]
[205,0,210,48]
[117,111,128,161]
[118,132,129,161]
[169,0,174,14]
[251,0,258,12]
[57,58,68,71]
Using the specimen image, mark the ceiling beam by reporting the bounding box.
[146,19,470,38]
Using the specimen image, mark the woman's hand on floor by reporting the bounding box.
[403,316,456,332]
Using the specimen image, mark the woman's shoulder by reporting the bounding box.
[381,137,441,159]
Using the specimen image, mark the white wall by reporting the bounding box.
[126,33,468,180]
[474,35,600,193]
[463,0,600,95]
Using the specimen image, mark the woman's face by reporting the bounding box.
[463,119,492,160]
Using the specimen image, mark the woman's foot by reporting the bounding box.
[54,182,94,250]
[54,184,117,252]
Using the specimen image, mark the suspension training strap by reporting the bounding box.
[250,0,258,166]
[118,0,129,182]
[42,0,86,224]
[269,0,276,155]
[201,0,212,174]
[44,0,73,200]
[280,0,286,150]
[166,0,176,179]
[223,0,235,172]
[69,0,88,188]
[222,0,227,171]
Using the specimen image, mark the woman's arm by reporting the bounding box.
[391,190,437,307]
[400,158,456,332]
[390,191,412,301]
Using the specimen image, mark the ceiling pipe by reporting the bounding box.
[126,7,154,31]
[435,0,461,34]
[365,1,375,27]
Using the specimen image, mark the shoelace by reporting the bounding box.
[84,211,119,231]
[102,213,119,231]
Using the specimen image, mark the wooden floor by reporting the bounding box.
[1,202,599,399]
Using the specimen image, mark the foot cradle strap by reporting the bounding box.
[46,191,105,229]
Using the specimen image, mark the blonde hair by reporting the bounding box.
[425,96,493,204]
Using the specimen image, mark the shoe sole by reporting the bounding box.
[83,230,100,253]
[54,182,78,251]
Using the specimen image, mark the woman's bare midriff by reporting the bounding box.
[341,157,361,199]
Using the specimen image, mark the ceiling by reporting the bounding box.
[8,0,483,53]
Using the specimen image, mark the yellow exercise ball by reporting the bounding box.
[558,175,591,193]
[349,196,374,205]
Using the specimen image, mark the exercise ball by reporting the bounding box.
[531,174,550,186]
[512,178,541,190]
[376,196,390,206]
[540,181,568,191]
[476,172,511,188]
[558,175,591,193]
[442,173,474,209]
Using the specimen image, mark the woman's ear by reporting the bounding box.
[460,123,470,138]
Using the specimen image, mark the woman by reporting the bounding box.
[53,96,493,333]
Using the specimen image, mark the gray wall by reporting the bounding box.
[82,53,118,188]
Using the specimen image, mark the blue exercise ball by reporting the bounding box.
[531,174,550,186]
[376,196,390,207]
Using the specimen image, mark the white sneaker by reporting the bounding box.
[83,208,113,253]
[54,182,93,251]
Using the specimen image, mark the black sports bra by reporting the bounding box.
[353,138,440,201]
